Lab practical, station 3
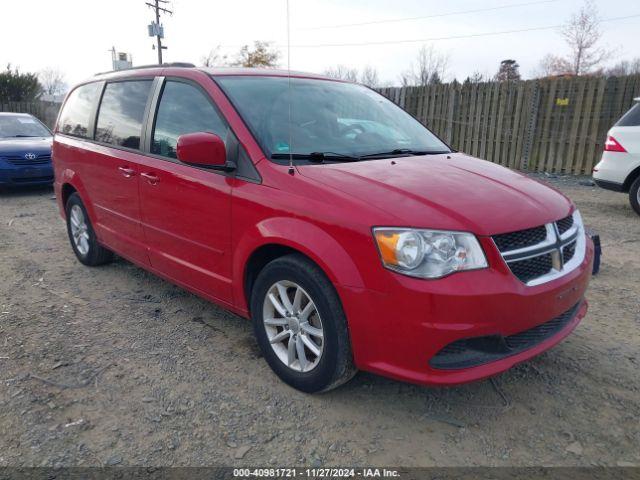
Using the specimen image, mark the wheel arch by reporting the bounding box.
[234,218,365,315]
[623,165,640,192]
[244,244,301,312]
[61,183,77,209]
[57,170,97,222]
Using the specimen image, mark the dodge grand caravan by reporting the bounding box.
[53,66,594,393]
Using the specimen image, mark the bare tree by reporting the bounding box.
[536,0,609,77]
[38,68,67,96]
[605,58,640,76]
[535,53,572,77]
[359,66,380,87]
[232,41,280,68]
[201,46,229,67]
[416,45,449,85]
[323,65,359,82]
[398,71,413,87]
[400,45,449,86]
[464,71,486,84]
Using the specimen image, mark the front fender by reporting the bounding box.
[232,217,365,313]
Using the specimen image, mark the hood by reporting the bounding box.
[0,137,52,157]
[298,153,573,236]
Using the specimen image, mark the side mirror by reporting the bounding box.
[176,132,234,171]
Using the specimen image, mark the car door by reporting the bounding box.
[82,79,155,265]
[137,78,233,303]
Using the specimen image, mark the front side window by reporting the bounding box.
[95,80,153,149]
[58,82,102,138]
[215,76,450,161]
[0,114,51,138]
[616,103,640,127]
[152,80,228,159]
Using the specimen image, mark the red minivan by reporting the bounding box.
[53,65,594,393]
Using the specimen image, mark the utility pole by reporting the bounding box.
[146,0,172,64]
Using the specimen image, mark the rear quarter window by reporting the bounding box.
[58,82,102,138]
[616,103,640,127]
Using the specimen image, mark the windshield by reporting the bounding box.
[0,115,51,138]
[215,76,450,161]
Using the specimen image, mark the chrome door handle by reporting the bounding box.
[141,172,160,185]
[118,166,136,178]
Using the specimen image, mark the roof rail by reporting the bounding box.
[95,62,196,76]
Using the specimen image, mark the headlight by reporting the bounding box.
[373,228,488,279]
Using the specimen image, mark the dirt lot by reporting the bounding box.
[0,175,639,468]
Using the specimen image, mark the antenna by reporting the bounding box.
[286,0,294,175]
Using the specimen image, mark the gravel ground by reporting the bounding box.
[0,175,639,468]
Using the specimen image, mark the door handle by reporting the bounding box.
[118,166,136,178]
[141,172,160,185]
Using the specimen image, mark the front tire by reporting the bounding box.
[65,193,113,266]
[250,254,356,393]
[629,176,640,216]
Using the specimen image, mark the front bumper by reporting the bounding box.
[0,163,54,186]
[338,235,594,386]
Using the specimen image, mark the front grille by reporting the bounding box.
[493,225,547,252]
[505,305,577,349]
[492,213,582,285]
[557,215,574,235]
[6,155,51,165]
[563,241,576,263]
[508,253,553,283]
[430,302,581,370]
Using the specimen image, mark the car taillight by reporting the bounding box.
[604,135,626,152]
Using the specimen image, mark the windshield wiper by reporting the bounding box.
[271,152,361,163]
[271,149,450,163]
[11,135,40,138]
[358,148,449,159]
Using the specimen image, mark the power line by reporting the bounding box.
[286,13,640,48]
[297,0,560,30]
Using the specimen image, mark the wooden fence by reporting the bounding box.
[379,75,640,175]
[3,76,640,175]
[0,100,61,129]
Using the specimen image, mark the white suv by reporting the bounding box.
[593,97,640,216]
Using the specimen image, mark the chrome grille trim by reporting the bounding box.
[493,211,587,286]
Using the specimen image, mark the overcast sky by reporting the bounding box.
[2,0,638,87]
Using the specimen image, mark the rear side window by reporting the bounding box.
[616,103,640,127]
[58,82,101,138]
[95,81,153,149]
[152,80,228,159]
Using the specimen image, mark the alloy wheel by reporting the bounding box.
[262,280,324,372]
[69,205,90,256]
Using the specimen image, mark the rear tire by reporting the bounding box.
[250,254,356,393]
[65,193,113,266]
[629,176,640,216]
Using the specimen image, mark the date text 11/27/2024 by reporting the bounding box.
[232,468,401,478]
